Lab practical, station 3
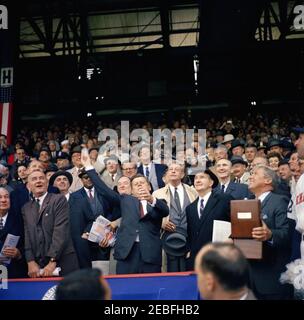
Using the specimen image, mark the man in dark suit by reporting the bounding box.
[195,242,256,300]
[49,170,95,269]
[0,188,27,278]
[248,165,292,300]
[22,170,79,277]
[214,159,251,199]
[137,145,167,191]
[81,152,169,274]
[70,169,113,274]
[186,169,232,270]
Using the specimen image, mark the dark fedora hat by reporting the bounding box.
[231,139,245,150]
[49,170,73,187]
[70,146,82,156]
[45,163,58,174]
[203,169,219,189]
[57,151,70,161]
[257,141,267,150]
[230,155,248,167]
[89,147,99,154]
[267,139,282,149]
[162,227,188,257]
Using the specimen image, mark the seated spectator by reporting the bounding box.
[56,152,71,170]
[267,152,282,173]
[267,139,283,156]
[121,161,137,179]
[278,159,292,184]
[10,147,30,179]
[101,155,122,189]
[55,268,111,300]
[231,156,250,185]
[195,242,256,300]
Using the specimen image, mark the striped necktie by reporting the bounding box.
[0,217,4,230]
[199,199,204,219]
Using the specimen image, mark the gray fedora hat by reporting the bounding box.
[161,227,188,257]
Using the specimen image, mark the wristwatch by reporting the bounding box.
[50,258,57,263]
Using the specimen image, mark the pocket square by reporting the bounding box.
[262,214,268,219]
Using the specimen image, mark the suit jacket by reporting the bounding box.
[101,170,122,189]
[22,193,78,273]
[0,209,27,278]
[86,168,169,265]
[70,184,113,261]
[215,181,251,200]
[137,163,167,191]
[186,191,232,270]
[249,192,291,297]
[153,183,198,229]
[68,194,95,268]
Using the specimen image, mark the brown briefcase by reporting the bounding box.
[230,199,262,259]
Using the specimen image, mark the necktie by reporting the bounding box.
[174,187,182,213]
[111,174,115,182]
[235,178,240,183]
[221,184,225,193]
[139,201,145,219]
[0,217,4,230]
[88,189,94,200]
[199,199,204,219]
[145,166,150,178]
[35,198,40,211]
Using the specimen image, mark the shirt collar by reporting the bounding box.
[258,191,271,203]
[169,183,183,194]
[37,192,48,203]
[0,212,8,225]
[199,191,212,204]
[84,187,94,194]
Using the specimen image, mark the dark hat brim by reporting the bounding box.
[49,170,73,187]
[161,230,187,257]
[204,169,219,189]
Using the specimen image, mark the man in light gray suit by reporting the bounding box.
[22,170,79,277]
[101,155,122,189]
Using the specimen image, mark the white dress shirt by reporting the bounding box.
[65,193,71,202]
[258,191,271,203]
[169,183,184,209]
[84,187,95,199]
[220,180,230,193]
[143,164,152,177]
[37,192,48,208]
[197,191,212,219]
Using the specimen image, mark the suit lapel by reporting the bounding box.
[261,192,272,210]
[38,193,51,222]
[199,193,219,227]
[225,182,235,195]
[190,198,200,224]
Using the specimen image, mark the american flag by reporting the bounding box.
[0,72,13,145]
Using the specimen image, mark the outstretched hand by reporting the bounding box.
[81,149,92,167]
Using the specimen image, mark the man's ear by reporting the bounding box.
[205,272,216,292]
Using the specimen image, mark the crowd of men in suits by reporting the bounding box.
[1,114,304,300]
